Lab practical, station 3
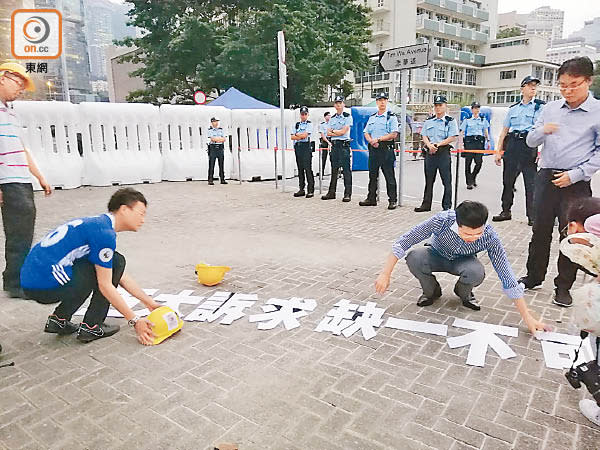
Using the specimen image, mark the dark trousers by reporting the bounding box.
[294,142,314,193]
[463,136,484,186]
[25,252,126,326]
[320,140,329,174]
[500,135,537,220]
[405,247,485,299]
[208,145,225,182]
[327,140,352,196]
[1,183,36,290]
[367,143,397,202]
[525,169,592,290]
[421,145,452,210]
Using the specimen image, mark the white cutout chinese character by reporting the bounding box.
[446,319,518,367]
[137,290,204,316]
[248,297,316,330]
[536,331,595,369]
[384,317,448,336]
[315,299,359,335]
[315,300,386,341]
[185,292,257,325]
[73,288,158,317]
[341,302,386,340]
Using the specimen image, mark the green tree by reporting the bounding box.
[116,0,372,106]
[591,60,600,98]
[496,27,523,39]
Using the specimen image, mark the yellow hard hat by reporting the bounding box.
[195,263,231,286]
[0,62,35,92]
[147,306,183,345]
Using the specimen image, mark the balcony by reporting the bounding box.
[370,0,391,15]
[435,46,486,65]
[372,21,391,37]
[417,0,489,23]
[416,15,489,44]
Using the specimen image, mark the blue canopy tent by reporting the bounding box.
[208,87,278,109]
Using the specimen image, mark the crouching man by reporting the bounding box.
[375,200,549,334]
[20,188,159,344]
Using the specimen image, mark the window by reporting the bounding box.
[496,91,506,104]
[500,70,516,80]
[487,92,495,104]
[450,66,463,85]
[433,64,447,83]
[534,65,543,80]
[465,69,476,86]
[506,90,519,103]
[377,0,384,6]
[450,91,463,104]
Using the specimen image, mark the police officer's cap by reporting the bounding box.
[299,106,309,113]
[521,75,540,87]
[334,95,344,103]
[433,95,447,105]
[210,117,219,122]
[471,101,481,108]
[375,92,389,100]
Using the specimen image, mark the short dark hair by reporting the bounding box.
[108,188,147,212]
[324,112,331,117]
[558,57,594,79]
[567,197,600,224]
[455,201,488,228]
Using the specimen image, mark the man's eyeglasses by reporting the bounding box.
[559,79,588,92]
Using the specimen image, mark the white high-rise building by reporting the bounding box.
[569,17,600,47]
[525,6,564,46]
[546,38,599,65]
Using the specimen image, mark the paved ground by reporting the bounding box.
[1,160,599,450]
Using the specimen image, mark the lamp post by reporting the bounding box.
[46,81,53,100]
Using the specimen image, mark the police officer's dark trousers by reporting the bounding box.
[367,142,397,202]
[500,134,536,220]
[327,140,352,196]
[525,169,592,290]
[25,252,126,327]
[294,141,314,193]
[421,145,452,210]
[463,136,484,186]
[1,183,35,291]
[208,144,225,182]
[320,139,329,174]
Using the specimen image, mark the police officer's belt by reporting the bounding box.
[509,130,529,139]
[369,141,394,149]
[208,143,224,149]
[464,135,484,143]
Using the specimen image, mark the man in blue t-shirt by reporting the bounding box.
[21,188,159,344]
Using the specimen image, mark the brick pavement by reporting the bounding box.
[0,180,599,450]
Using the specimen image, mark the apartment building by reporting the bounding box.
[547,38,599,65]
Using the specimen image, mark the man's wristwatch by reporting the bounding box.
[128,316,140,327]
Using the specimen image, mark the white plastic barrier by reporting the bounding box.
[160,105,230,181]
[230,109,295,181]
[13,100,83,189]
[293,107,334,176]
[79,102,162,186]
[489,107,509,148]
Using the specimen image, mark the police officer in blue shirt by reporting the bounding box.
[492,76,544,225]
[207,117,227,185]
[291,106,314,198]
[319,112,332,174]
[415,95,459,212]
[322,96,353,202]
[459,102,490,190]
[360,92,399,210]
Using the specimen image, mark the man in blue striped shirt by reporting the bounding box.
[375,201,549,334]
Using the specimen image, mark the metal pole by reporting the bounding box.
[454,151,460,209]
[280,84,285,192]
[398,70,408,206]
[238,146,242,185]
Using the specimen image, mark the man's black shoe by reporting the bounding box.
[342,195,351,203]
[6,288,27,299]
[518,276,542,290]
[467,184,474,190]
[321,193,336,200]
[44,315,78,335]
[492,211,511,222]
[553,288,573,307]
[359,199,377,206]
[414,206,431,212]
[388,201,397,210]
[473,181,478,187]
[76,322,120,343]
[528,218,534,227]
[220,180,228,185]
[293,190,306,197]
[461,293,481,311]
[208,181,214,186]
[417,285,442,307]
[306,192,314,198]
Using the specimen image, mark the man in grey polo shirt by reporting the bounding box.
[518,57,600,307]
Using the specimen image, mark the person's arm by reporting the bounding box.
[119,271,160,310]
[495,126,510,165]
[24,148,51,195]
[486,237,550,334]
[525,108,548,148]
[330,125,350,137]
[422,134,436,154]
[210,136,226,143]
[564,144,600,185]
[96,266,155,345]
[375,214,447,293]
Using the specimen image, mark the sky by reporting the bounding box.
[498,0,600,37]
